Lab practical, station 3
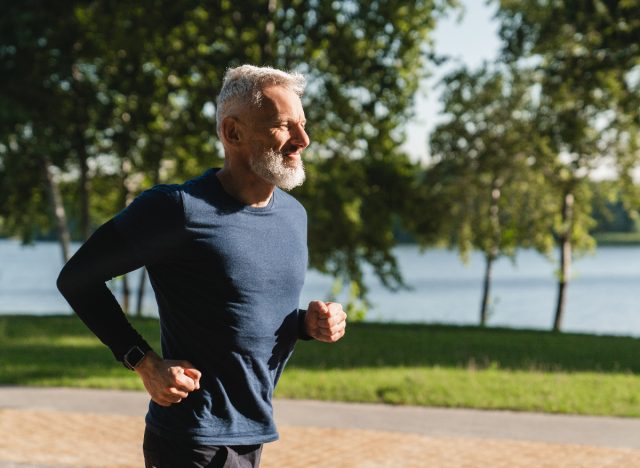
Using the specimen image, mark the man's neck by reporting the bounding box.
[216,166,275,208]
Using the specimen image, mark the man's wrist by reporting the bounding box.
[122,343,152,370]
[133,350,161,376]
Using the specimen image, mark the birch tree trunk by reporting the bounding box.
[120,159,135,315]
[134,166,161,317]
[77,140,91,241]
[261,0,277,62]
[42,156,71,263]
[480,254,494,327]
[480,183,502,326]
[553,192,574,332]
[135,268,147,318]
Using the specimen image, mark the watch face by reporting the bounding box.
[124,346,146,369]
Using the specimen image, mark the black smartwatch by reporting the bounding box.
[123,345,147,370]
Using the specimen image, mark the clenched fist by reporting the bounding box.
[135,351,202,407]
[305,300,347,343]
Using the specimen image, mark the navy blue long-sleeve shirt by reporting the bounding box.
[58,168,310,445]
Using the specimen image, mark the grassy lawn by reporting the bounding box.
[2,315,640,417]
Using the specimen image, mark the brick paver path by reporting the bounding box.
[2,409,640,467]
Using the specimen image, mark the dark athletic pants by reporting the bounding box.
[143,427,263,468]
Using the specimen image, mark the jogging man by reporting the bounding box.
[57,64,347,467]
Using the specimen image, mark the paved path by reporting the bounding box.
[2,386,640,467]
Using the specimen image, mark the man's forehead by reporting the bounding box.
[259,86,304,118]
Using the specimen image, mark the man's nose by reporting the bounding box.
[290,123,310,149]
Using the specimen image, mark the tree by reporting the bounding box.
[2,1,459,316]
[496,0,640,330]
[417,65,556,325]
[82,1,462,310]
[76,2,225,313]
[281,0,459,302]
[0,1,96,261]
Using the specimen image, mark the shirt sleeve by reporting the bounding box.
[56,219,153,363]
[297,309,313,340]
[56,185,187,364]
[112,185,187,266]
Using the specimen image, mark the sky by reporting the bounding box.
[403,0,501,163]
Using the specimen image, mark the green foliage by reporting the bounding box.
[493,0,640,329]
[0,0,459,306]
[329,278,368,322]
[420,65,557,260]
[496,0,640,201]
[409,65,558,323]
[0,1,88,241]
[590,180,639,233]
[284,0,460,296]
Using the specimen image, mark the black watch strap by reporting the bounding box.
[123,345,148,370]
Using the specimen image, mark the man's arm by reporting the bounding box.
[56,220,151,360]
[56,219,200,406]
[304,300,347,343]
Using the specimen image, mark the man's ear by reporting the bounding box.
[221,117,242,146]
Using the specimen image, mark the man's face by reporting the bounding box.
[242,86,310,190]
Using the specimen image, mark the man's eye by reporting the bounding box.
[275,122,306,132]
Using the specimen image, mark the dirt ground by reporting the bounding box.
[2,409,640,467]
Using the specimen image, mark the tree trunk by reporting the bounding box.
[77,140,91,240]
[42,156,72,263]
[261,0,277,63]
[135,268,147,317]
[479,182,501,326]
[480,254,494,326]
[122,273,130,315]
[71,76,91,240]
[120,159,135,314]
[553,192,574,332]
[134,166,161,318]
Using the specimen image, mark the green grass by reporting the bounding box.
[0,315,157,390]
[2,315,640,416]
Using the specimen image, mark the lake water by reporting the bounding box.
[1,239,638,337]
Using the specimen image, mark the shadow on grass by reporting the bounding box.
[290,322,640,374]
[0,315,158,386]
[2,316,640,382]
[0,342,142,385]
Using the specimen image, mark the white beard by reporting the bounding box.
[249,148,306,191]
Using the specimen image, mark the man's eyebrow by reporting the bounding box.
[272,117,306,125]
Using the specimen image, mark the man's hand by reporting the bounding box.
[305,301,347,343]
[134,351,202,407]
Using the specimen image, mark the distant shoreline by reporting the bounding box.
[591,232,640,245]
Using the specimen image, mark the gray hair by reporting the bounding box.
[215,65,306,137]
